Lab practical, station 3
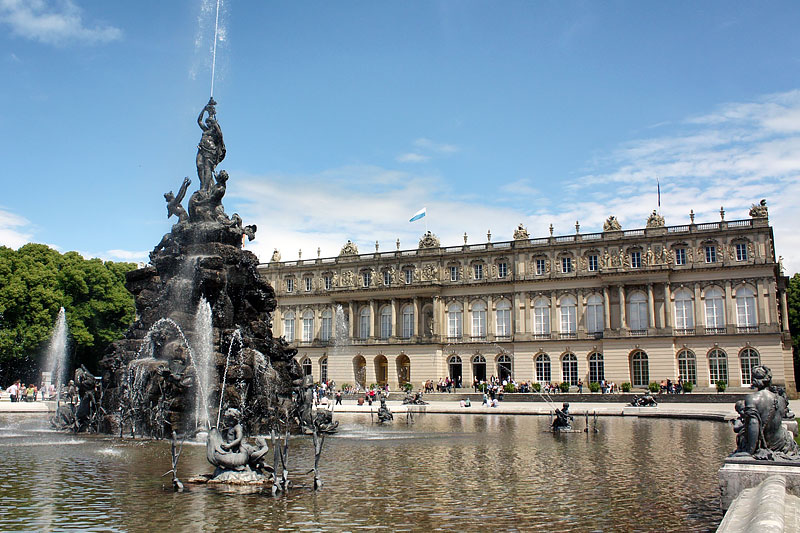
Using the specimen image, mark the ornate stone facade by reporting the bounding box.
[603,216,622,232]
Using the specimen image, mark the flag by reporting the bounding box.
[657,178,661,208]
[409,207,426,222]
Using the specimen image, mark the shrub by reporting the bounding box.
[589,382,600,393]
[559,382,570,393]
[531,382,542,393]
[341,383,351,391]
[402,382,413,392]
[682,381,693,393]
[369,383,378,390]
[648,382,660,393]
[478,383,488,392]
[621,382,632,392]
[504,383,516,393]
[716,380,727,393]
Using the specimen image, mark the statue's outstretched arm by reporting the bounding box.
[197,107,208,130]
[176,177,191,203]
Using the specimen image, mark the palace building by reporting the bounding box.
[258,201,796,396]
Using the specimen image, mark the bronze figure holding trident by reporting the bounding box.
[196,97,226,192]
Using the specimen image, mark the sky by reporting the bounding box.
[1,1,800,273]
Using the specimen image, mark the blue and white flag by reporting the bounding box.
[409,207,426,222]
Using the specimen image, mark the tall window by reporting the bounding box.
[383,271,391,286]
[740,348,760,386]
[283,311,295,341]
[447,303,462,339]
[562,353,578,385]
[496,300,511,338]
[473,264,483,280]
[535,353,551,383]
[320,357,328,382]
[677,350,697,385]
[302,310,314,342]
[561,257,573,273]
[286,278,294,292]
[735,243,748,261]
[533,297,550,336]
[628,292,648,331]
[588,254,598,272]
[586,294,604,333]
[498,262,508,278]
[320,310,332,342]
[704,287,725,331]
[449,266,460,281]
[673,288,694,331]
[589,353,604,383]
[705,245,717,263]
[379,306,392,339]
[630,251,642,269]
[472,301,487,338]
[708,349,728,384]
[675,248,686,265]
[559,295,577,334]
[401,305,414,339]
[323,276,332,290]
[362,272,371,287]
[405,269,413,284]
[304,277,312,292]
[301,358,312,376]
[359,307,370,339]
[631,350,649,387]
[535,258,546,275]
[736,286,757,327]
[497,354,512,381]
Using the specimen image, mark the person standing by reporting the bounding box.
[6,381,19,402]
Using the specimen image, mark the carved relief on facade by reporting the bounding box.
[513,223,530,240]
[748,242,755,259]
[418,231,441,249]
[603,249,611,269]
[340,270,355,287]
[371,269,380,287]
[645,246,655,266]
[579,256,587,271]
[339,240,359,257]
[421,263,439,281]
[545,260,551,274]
[603,216,622,231]
[749,199,768,218]
[645,210,665,228]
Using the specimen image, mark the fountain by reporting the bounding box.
[42,307,68,401]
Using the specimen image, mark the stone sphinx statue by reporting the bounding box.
[629,393,658,407]
[206,408,271,481]
[730,365,799,461]
[551,402,573,431]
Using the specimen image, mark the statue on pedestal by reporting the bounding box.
[551,402,573,431]
[206,408,271,481]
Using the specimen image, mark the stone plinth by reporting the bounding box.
[717,475,800,532]
[718,459,800,510]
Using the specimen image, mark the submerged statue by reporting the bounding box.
[51,365,99,432]
[730,365,799,461]
[551,402,573,431]
[377,396,393,423]
[206,408,271,481]
[629,393,658,407]
[402,391,428,405]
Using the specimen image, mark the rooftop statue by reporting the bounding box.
[513,223,530,240]
[339,240,359,257]
[271,249,281,262]
[749,199,768,218]
[603,216,622,232]
[418,231,440,249]
[645,210,665,228]
[730,365,799,461]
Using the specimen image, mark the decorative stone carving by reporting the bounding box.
[340,270,355,287]
[271,249,281,262]
[603,249,611,269]
[418,231,441,249]
[331,272,339,288]
[749,199,768,218]
[392,269,403,285]
[645,210,665,228]
[646,247,655,266]
[544,260,550,274]
[513,223,530,240]
[421,264,438,281]
[603,216,622,232]
[579,256,587,271]
[339,240,359,257]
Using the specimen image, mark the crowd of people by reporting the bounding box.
[3,380,59,402]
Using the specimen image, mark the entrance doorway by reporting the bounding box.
[374,355,388,386]
[448,355,463,386]
[472,354,486,382]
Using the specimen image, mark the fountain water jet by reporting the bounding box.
[43,307,69,402]
[193,298,215,429]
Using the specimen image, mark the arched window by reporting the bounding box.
[448,355,462,382]
[535,353,551,383]
[320,356,328,382]
[708,349,728,385]
[472,301,487,339]
[561,353,578,385]
[497,354,512,381]
[630,350,649,387]
[560,295,577,335]
[628,292,648,332]
[739,348,760,386]
[673,288,694,331]
[401,305,414,339]
[588,352,604,383]
[677,349,696,385]
[447,303,463,339]
[283,311,295,341]
[472,354,487,382]
[320,309,333,342]
[586,294,604,334]
[704,287,725,332]
[495,300,511,338]
[301,357,312,377]
[302,310,314,342]
[379,306,392,339]
[359,307,370,340]
[736,287,757,328]
[533,297,550,336]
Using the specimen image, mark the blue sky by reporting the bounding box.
[1,1,800,272]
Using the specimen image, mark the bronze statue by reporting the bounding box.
[629,393,657,407]
[551,402,573,431]
[730,365,799,460]
[165,177,191,223]
[196,97,226,192]
[206,408,270,474]
[377,396,393,423]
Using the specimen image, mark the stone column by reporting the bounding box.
[781,290,790,331]
[432,296,441,337]
[463,296,470,339]
[663,283,671,328]
[647,284,656,329]
[520,291,528,334]
[550,292,558,334]
[391,298,398,339]
[618,286,627,329]
[603,287,611,329]
[756,278,768,326]
[294,305,302,343]
[348,301,355,339]
[513,293,521,334]
[487,295,495,338]
[413,296,420,337]
[576,290,585,334]
[369,299,377,339]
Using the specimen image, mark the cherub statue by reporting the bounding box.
[164,177,191,224]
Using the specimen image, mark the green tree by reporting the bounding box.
[0,244,136,383]
[787,273,800,385]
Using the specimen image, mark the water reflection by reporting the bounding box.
[0,413,732,531]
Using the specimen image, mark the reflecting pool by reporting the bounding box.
[0,413,733,531]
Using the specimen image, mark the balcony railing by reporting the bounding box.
[495,334,512,341]
[446,336,464,343]
[674,328,695,336]
[630,329,648,337]
[470,335,487,342]
[533,333,551,340]
[589,331,604,339]
[737,326,759,334]
[705,327,725,335]
[559,332,577,340]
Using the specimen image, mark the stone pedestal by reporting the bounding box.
[717,475,800,532]
[718,458,800,510]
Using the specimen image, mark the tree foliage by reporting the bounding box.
[0,244,136,382]
[788,273,800,385]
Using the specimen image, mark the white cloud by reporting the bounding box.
[0,208,32,249]
[0,0,122,45]
[396,153,430,163]
[413,137,459,154]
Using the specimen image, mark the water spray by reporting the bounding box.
[210,0,222,97]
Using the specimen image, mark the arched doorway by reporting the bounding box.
[374,354,388,386]
[396,354,411,387]
[448,355,463,385]
[497,354,512,382]
[301,357,312,377]
[353,355,367,389]
[472,354,487,382]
